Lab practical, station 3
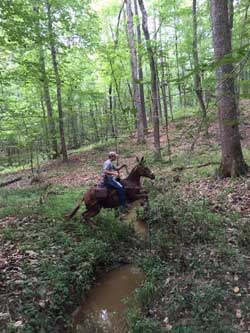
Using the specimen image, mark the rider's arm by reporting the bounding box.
[116,164,127,171]
[104,169,118,176]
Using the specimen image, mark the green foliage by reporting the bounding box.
[145,192,222,247]
[127,310,163,333]
[0,184,136,332]
[238,218,250,249]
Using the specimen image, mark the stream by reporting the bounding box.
[72,203,148,333]
[72,265,144,333]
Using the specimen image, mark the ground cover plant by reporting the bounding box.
[0,182,139,332]
[1,107,250,332]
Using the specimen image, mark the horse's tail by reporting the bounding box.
[66,196,84,220]
[67,204,81,219]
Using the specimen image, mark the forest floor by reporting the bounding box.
[1,101,250,332]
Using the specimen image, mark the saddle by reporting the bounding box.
[95,177,123,199]
[95,185,108,199]
[95,178,113,199]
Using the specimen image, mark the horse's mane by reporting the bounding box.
[126,164,139,180]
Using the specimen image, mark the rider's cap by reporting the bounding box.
[108,151,118,158]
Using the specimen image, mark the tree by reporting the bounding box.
[138,0,161,159]
[46,0,68,161]
[134,0,147,131]
[125,0,145,143]
[210,0,248,177]
[39,47,59,158]
[192,0,207,133]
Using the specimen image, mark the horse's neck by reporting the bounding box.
[126,169,141,186]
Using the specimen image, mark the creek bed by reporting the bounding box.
[72,264,144,333]
[72,204,148,332]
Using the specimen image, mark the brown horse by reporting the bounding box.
[68,157,155,222]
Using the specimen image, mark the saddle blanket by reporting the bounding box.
[95,187,108,199]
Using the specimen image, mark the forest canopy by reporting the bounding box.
[0,0,249,173]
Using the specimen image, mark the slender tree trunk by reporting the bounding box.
[90,103,99,142]
[181,65,188,108]
[156,66,163,122]
[165,59,174,121]
[192,0,208,134]
[210,0,248,177]
[236,2,250,113]
[46,0,68,161]
[79,105,85,144]
[34,5,58,158]
[68,93,79,149]
[153,10,163,123]
[160,46,171,160]
[125,0,145,143]
[174,16,182,107]
[39,48,59,158]
[138,0,161,159]
[228,0,234,36]
[134,0,147,131]
[109,84,116,137]
[40,94,50,156]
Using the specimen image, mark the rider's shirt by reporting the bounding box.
[101,159,117,181]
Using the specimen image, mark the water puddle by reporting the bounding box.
[72,264,144,333]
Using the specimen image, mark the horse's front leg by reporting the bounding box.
[139,188,149,195]
[132,194,149,204]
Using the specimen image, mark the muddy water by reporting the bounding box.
[72,265,144,333]
[72,205,147,333]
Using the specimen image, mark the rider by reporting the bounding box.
[101,152,128,211]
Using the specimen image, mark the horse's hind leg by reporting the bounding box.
[81,205,101,225]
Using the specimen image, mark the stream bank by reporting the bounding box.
[0,187,146,333]
[71,202,149,333]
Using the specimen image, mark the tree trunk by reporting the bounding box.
[210,0,248,177]
[160,48,171,160]
[34,5,58,158]
[174,16,182,107]
[165,59,174,121]
[39,48,59,158]
[138,0,161,159]
[236,2,250,114]
[134,0,147,131]
[90,103,99,142]
[125,0,145,144]
[46,0,68,161]
[40,94,50,156]
[68,93,79,149]
[192,0,208,134]
[109,84,116,138]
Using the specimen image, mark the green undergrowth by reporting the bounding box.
[127,186,250,333]
[0,185,137,332]
[0,186,83,219]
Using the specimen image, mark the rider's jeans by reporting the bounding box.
[106,177,126,207]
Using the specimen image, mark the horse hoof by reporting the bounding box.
[81,218,97,229]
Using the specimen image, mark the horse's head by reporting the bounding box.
[135,156,155,180]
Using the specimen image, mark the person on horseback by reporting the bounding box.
[101,152,128,211]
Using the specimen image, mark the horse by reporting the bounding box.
[68,157,155,223]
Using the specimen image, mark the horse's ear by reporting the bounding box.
[140,156,145,163]
[136,156,140,163]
